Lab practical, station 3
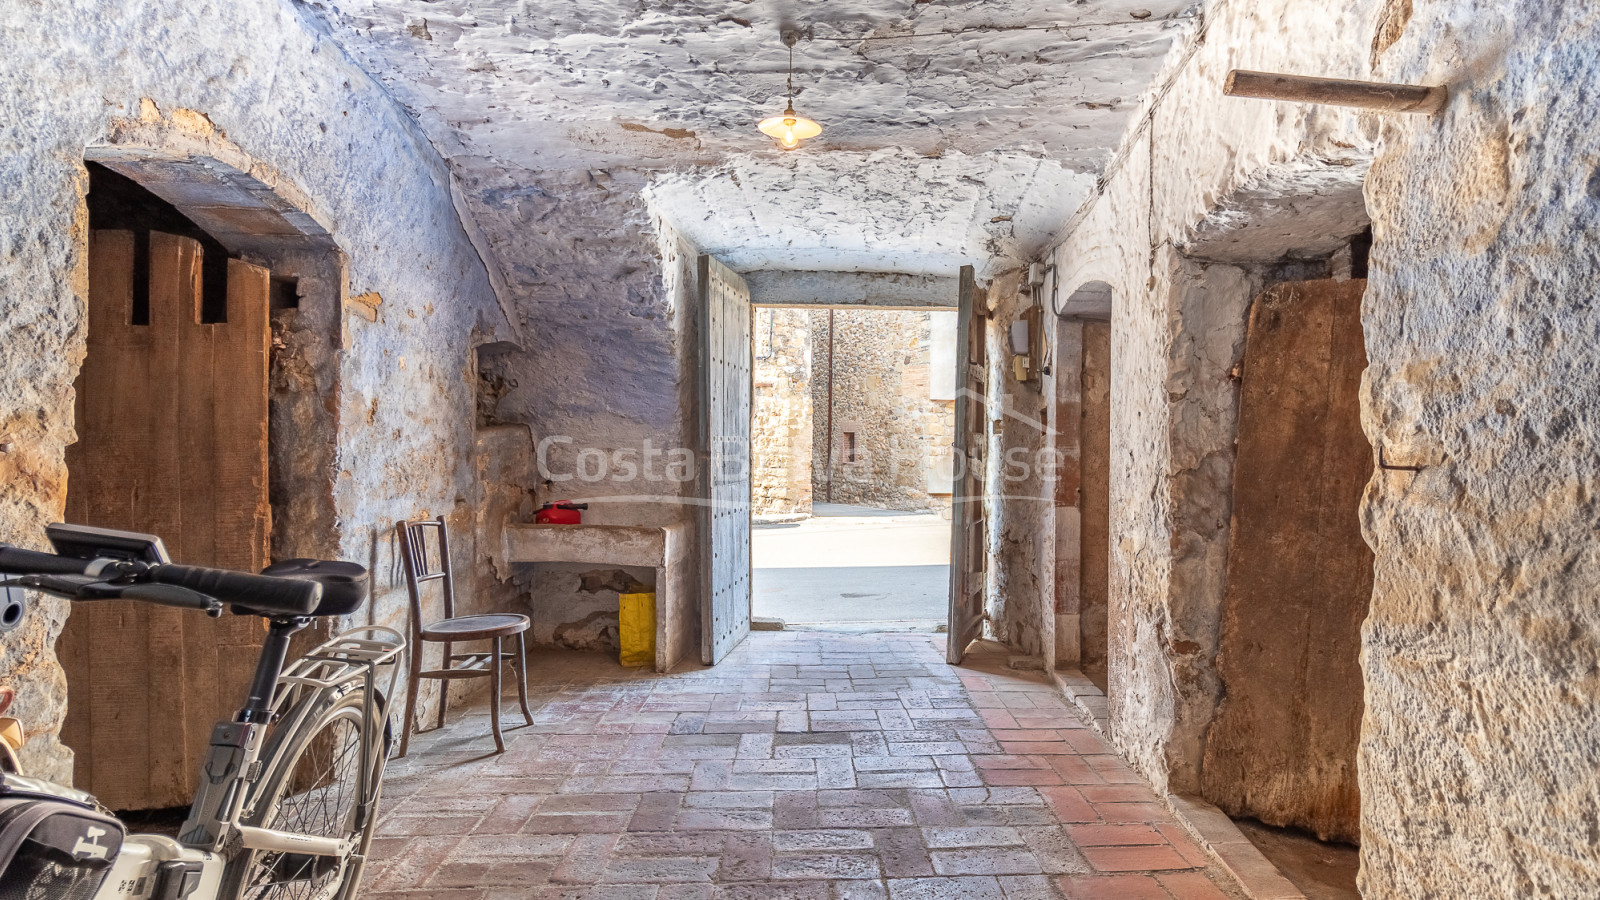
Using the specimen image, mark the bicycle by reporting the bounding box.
[0,522,405,900]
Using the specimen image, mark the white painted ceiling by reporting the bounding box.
[304,0,1200,279]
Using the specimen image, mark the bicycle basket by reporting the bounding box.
[0,776,124,900]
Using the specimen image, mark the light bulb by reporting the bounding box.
[780,119,799,149]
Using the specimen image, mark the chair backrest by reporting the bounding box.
[397,516,456,632]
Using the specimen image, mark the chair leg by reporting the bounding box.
[514,632,533,725]
[436,640,452,732]
[398,639,422,758]
[489,636,505,754]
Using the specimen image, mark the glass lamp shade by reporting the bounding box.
[757,110,822,149]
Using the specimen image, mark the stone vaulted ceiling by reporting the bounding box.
[304,0,1199,280]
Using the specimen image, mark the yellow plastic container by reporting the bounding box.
[619,591,656,668]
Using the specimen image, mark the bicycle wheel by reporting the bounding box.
[220,689,389,900]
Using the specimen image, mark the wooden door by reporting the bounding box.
[947,265,988,663]
[60,230,270,809]
[698,255,753,665]
[1200,278,1372,842]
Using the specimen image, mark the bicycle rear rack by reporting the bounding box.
[270,625,403,707]
[276,626,406,699]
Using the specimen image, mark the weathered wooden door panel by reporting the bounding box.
[947,265,988,664]
[698,255,752,665]
[1201,278,1372,842]
[61,230,270,809]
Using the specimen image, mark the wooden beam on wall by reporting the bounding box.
[1224,69,1448,114]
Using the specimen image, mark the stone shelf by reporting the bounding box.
[500,522,694,674]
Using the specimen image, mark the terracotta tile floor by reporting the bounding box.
[367,632,1244,900]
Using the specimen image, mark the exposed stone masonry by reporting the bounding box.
[811,311,954,513]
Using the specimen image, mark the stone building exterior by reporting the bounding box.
[750,307,813,517]
[811,309,954,512]
[749,309,955,517]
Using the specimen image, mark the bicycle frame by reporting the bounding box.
[91,623,403,900]
[181,624,403,854]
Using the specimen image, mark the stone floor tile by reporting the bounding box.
[428,859,557,888]
[995,874,1060,900]
[1017,826,1092,874]
[1080,843,1195,872]
[600,855,719,883]
[930,849,1044,876]
[772,829,876,851]
[676,808,776,831]
[685,791,776,809]
[450,833,575,861]
[711,884,830,900]
[770,854,882,880]
[718,833,775,881]
[887,875,1005,900]
[656,887,713,900]
[1055,873,1169,899]
[921,826,1025,848]
[831,879,890,900]
[816,806,919,828]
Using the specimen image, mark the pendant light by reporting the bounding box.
[757,32,822,150]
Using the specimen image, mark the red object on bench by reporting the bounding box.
[535,501,586,525]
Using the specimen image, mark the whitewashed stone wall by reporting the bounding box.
[1024,0,1379,798]
[0,0,510,779]
[1356,1,1600,895]
[1009,0,1600,894]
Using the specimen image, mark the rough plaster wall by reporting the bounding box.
[751,308,812,518]
[1030,0,1384,796]
[1357,1,1600,895]
[468,186,704,651]
[0,0,505,779]
[810,310,950,512]
[988,274,1051,658]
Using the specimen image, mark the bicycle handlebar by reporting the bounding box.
[0,546,96,577]
[0,545,322,617]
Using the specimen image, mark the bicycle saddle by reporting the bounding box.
[253,559,369,618]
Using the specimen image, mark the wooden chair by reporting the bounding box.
[397,516,533,756]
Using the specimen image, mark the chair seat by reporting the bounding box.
[421,613,530,642]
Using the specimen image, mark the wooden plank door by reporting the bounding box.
[698,255,753,665]
[61,230,270,809]
[947,265,988,663]
[1200,278,1372,842]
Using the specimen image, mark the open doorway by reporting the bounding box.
[748,307,956,631]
